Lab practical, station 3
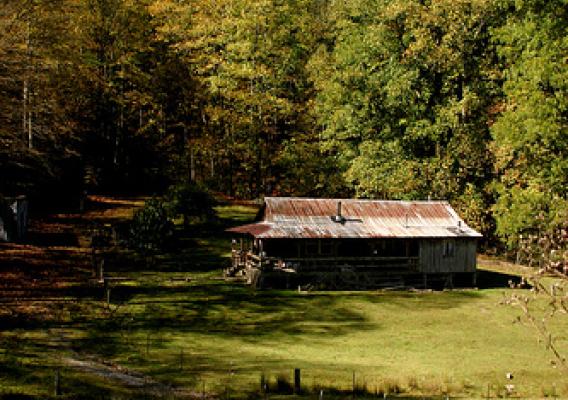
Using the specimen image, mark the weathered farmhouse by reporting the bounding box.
[227,197,481,289]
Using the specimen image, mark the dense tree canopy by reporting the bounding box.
[491,0,568,248]
[0,0,566,252]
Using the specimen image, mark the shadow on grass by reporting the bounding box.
[79,284,373,344]
[66,276,491,367]
[25,231,80,248]
[0,361,135,400]
[0,345,114,400]
[476,269,523,289]
[104,216,243,274]
[146,204,258,274]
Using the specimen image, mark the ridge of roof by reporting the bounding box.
[265,197,449,203]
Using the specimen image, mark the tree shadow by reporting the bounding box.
[76,277,487,362]
[84,283,373,340]
[476,269,523,289]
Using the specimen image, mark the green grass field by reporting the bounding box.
[1,201,566,399]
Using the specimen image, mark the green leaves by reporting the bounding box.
[129,198,174,253]
[491,0,568,247]
[346,140,422,199]
[166,182,217,225]
[312,0,497,207]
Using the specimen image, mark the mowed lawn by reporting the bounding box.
[75,284,568,398]
[1,202,566,399]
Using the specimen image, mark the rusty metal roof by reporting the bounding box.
[227,197,482,239]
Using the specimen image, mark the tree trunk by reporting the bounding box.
[190,146,196,182]
[23,78,28,143]
[24,21,32,149]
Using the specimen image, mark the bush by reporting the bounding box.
[165,183,216,228]
[129,198,173,253]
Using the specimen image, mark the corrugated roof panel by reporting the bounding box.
[228,197,482,239]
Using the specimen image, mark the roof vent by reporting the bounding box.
[331,201,346,224]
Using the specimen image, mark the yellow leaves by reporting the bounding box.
[147,1,180,16]
[384,0,496,73]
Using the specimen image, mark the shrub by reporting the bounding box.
[129,198,173,253]
[165,183,216,228]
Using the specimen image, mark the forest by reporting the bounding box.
[1,0,566,253]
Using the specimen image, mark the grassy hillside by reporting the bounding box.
[0,198,566,399]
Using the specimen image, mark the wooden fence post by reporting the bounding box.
[54,370,61,396]
[260,371,266,393]
[294,368,301,394]
[352,371,356,399]
[98,258,104,283]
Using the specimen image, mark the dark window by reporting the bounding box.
[263,239,298,258]
[338,240,369,257]
[408,240,419,257]
[443,240,455,257]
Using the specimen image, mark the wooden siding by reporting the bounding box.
[418,239,477,273]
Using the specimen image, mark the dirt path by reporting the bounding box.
[63,355,179,397]
[62,354,204,398]
[63,356,150,388]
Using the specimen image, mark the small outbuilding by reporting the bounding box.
[227,197,481,289]
[0,195,29,242]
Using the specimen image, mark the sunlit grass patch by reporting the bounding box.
[215,204,259,223]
